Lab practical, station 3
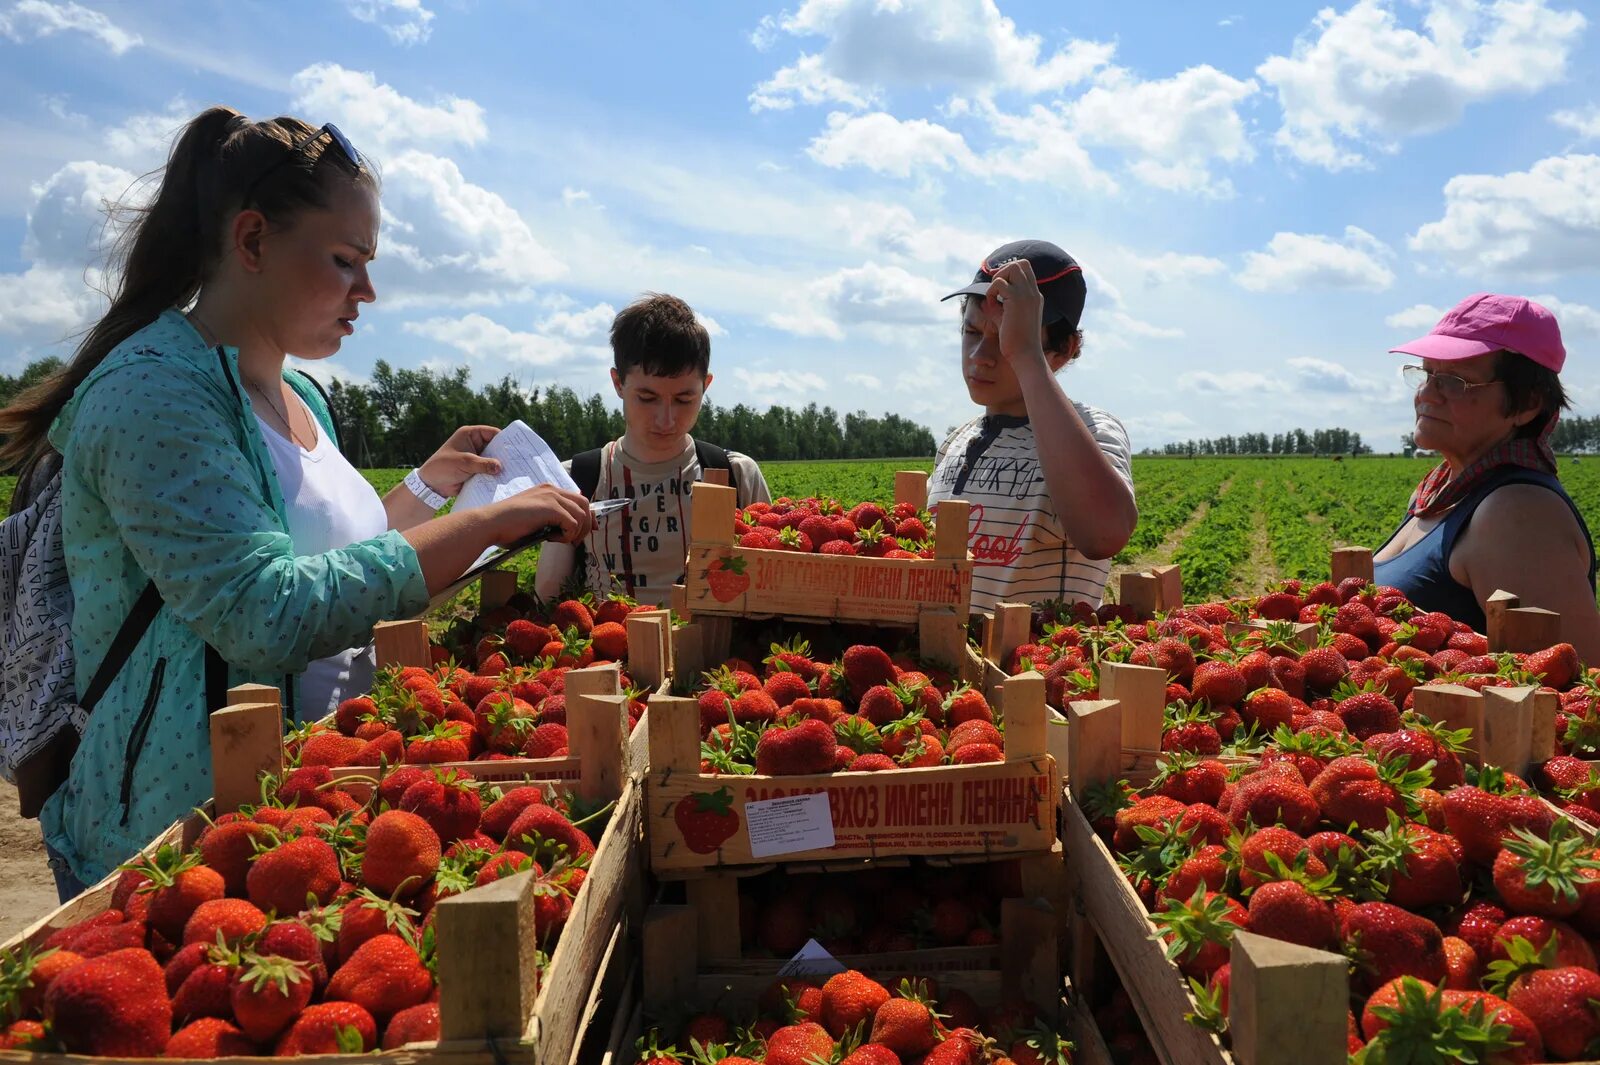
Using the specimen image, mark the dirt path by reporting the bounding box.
[0,781,62,940]
[1108,477,1236,594]
[1243,478,1281,595]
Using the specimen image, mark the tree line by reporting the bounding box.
[0,357,936,467]
[320,362,939,466]
[1147,428,1371,457]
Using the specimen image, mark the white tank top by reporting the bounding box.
[256,393,390,718]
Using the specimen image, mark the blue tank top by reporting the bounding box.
[1372,466,1596,632]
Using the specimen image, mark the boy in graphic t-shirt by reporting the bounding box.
[534,293,770,607]
[928,240,1138,612]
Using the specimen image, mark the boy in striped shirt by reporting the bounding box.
[929,240,1138,612]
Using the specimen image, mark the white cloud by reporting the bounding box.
[731,368,828,394]
[1533,294,1600,337]
[103,99,192,165]
[0,0,140,54]
[697,313,727,338]
[404,312,608,368]
[1126,251,1228,286]
[376,150,566,307]
[807,112,977,177]
[542,303,615,341]
[342,0,433,45]
[751,54,878,113]
[968,97,1115,193]
[1286,356,1390,394]
[1553,105,1600,140]
[1066,64,1258,194]
[846,372,881,389]
[23,159,136,267]
[751,0,1113,110]
[562,187,592,206]
[1258,0,1587,170]
[290,64,486,154]
[1408,153,1600,277]
[0,263,101,339]
[1177,370,1285,394]
[1385,303,1446,331]
[1235,226,1396,292]
[767,263,947,340]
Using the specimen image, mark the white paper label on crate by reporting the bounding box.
[777,939,846,979]
[744,792,835,858]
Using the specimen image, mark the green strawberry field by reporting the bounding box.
[333,455,1600,605]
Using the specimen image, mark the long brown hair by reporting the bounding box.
[0,105,374,473]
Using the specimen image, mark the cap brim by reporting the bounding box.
[941,282,991,302]
[1389,333,1501,361]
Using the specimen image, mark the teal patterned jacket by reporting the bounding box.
[43,309,431,882]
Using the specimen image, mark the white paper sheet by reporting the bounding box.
[454,420,580,513]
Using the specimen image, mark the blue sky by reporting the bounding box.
[2,0,1598,452]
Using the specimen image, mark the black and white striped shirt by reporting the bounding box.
[928,405,1133,611]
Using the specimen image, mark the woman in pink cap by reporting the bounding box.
[1373,293,1600,659]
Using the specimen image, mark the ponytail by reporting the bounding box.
[0,105,373,473]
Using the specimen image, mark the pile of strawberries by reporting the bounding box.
[689,637,1005,775]
[732,497,940,559]
[729,859,1034,958]
[299,596,654,768]
[1025,577,1600,1062]
[633,971,1073,1065]
[0,765,601,1057]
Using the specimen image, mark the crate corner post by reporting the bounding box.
[1228,931,1348,1065]
[435,869,540,1045]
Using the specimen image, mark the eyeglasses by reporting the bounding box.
[1401,364,1502,400]
[240,123,359,209]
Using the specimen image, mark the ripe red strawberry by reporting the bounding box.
[247,835,342,916]
[1112,795,1185,853]
[1341,902,1447,991]
[1236,826,1325,890]
[45,947,171,1057]
[1256,591,1301,621]
[273,1001,379,1054]
[1367,823,1464,911]
[819,970,889,1038]
[196,818,269,898]
[1225,768,1321,834]
[172,955,237,1025]
[404,721,472,764]
[1334,688,1400,740]
[765,1022,835,1065]
[362,810,442,900]
[1490,915,1595,969]
[765,670,813,708]
[1248,880,1338,950]
[335,695,380,736]
[324,933,433,1022]
[480,786,547,841]
[1150,889,1249,979]
[951,743,1002,764]
[182,898,267,946]
[1526,643,1581,690]
[506,803,595,865]
[1150,755,1227,806]
[869,984,939,1057]
[841,1044,901,1065]
[1240,687,1296,732]
[166,1017,256,1057]
[1443,787,1557,867]
[1190,661,1246,707]
[1502,951,1600,1059]
[550,599,594,636]
[755,720,837,775]
[1299,647,1350,692]
[841,645,897,699]
[1309,755,1415,832]
[1438,990,1544,1062]
[257,918,329,991]
[398,769,482,842]
[1492,821,1600,918]
[124,845,226,944]
[231,952,313,1042]
[382,1001,441,1050]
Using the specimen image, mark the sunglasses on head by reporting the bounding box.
[240,122,359,209]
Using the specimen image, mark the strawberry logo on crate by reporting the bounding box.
[675,787,740,853]
[704,555,750,603]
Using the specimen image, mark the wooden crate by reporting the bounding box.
[681,474,973,625]
[3,685,644,1065]
[669,848,1067,970]
[645,609,1058,874]
[350,619,660,790]
[1060,697,1351,1065]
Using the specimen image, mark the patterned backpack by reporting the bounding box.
[0,455,159,815]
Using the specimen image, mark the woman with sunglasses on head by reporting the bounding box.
[1373,294,1600,660]
[0,106,591,897]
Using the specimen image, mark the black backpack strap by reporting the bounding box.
[570,447,604,500]
[291,370,340,451]
[693,439,740,497]
[80,580,163,712]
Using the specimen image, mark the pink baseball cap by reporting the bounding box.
[1390,293,1566,373]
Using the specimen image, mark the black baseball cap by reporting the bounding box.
[941,239,1086,329]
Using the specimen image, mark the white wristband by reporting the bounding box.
[404,468,449,511]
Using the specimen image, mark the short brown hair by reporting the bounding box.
[1497,349,1569,436]
[611,293,710,379]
